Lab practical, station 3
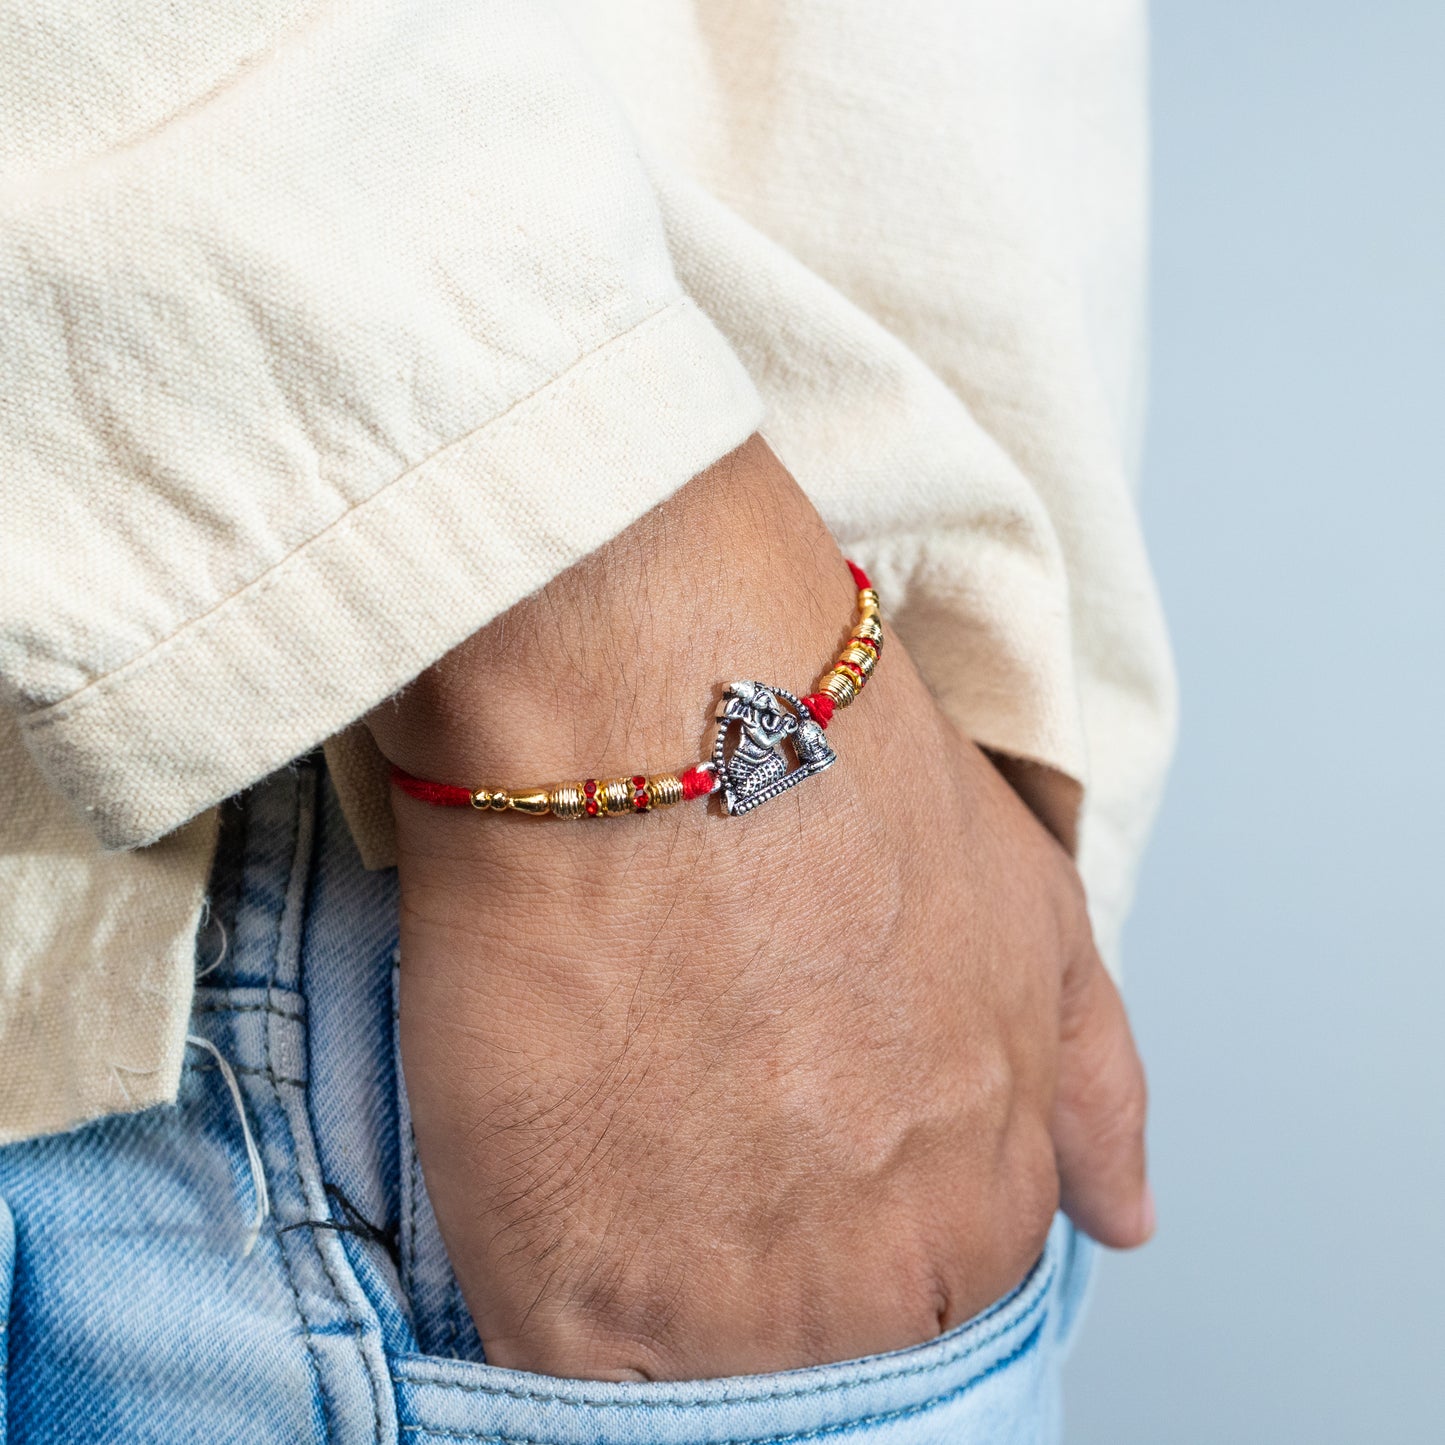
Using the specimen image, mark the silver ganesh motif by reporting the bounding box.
[711,681,837,815]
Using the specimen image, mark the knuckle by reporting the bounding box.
[958,1042,1017,1133]
[1007,1127,1062,1258]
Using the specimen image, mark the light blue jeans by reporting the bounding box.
[0,761,1094,1443]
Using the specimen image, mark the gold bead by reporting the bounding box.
[469,788,490,809]
[851,618,883,646]
[840,645,876,677]
[599,777,633,815]
[549,784,585,819]
[856,588,880,614]
[506,789,552,816]
[648,773,683,808]
[822,669,858,706]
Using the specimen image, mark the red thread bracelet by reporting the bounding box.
[390,558,881,819]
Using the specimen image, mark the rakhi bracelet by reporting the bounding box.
[390,560,882,819]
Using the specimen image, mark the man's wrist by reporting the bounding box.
[367,436,858,788]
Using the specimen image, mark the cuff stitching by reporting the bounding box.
[25,299,693,734]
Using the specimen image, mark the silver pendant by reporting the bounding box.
[712,681,837,815]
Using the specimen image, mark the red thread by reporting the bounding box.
[801,693,835,727]
[680,766,717,800]
[390,765,473,807]
[389,557,872,813]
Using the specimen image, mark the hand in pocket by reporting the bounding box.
[372,438,1152,1381]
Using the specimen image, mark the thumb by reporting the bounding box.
[1052,936,1154,1248]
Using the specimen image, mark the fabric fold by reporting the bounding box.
[18,301,760,848]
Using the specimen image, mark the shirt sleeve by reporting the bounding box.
[0,0,761,849]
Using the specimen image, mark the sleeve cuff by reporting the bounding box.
[21,299,762,848]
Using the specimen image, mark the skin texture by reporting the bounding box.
[367,436,1152,1381]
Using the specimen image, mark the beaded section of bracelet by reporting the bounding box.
[389,559,882,820]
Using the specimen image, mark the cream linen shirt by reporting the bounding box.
[0,0,1175,1141]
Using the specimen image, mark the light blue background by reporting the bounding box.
[1065,4,1445,1442]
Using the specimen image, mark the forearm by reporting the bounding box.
[368,436,856,794]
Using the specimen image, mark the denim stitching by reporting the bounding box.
[442,1266,464,1359]
[408,1121,420,1308]
[391,1260,1053,1413]
[261,786,333,1444]
[407,1132,419,1303]
[192,1000,306,1023]
[394,962,468,1361]
[275,772,387,1445]
[273,1042,384,1445]
[396,1316,1046,1445]
[271,1171,332,1443]
[397,958,420,1306]
[187,1062,307,1089]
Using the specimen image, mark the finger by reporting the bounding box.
[1052,937,1154,1248]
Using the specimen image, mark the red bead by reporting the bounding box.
[839,660,866,683]
[633,795,648,811]
[583,779,597,796]
[632,775,646,788]
[584,800,599,816]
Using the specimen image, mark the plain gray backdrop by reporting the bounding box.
[1063,3,1445,1441]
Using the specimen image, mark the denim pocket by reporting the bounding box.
[389,1216,1075,1445]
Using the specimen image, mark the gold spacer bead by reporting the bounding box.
[599,777,633,815]
[856,588,880,615]
[840,645,877,677]
[648,773,683,808]
[548,784,585,820]
[822,669,858,707]
[851,618,883,646]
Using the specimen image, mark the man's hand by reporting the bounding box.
[367,437,1152,1380]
